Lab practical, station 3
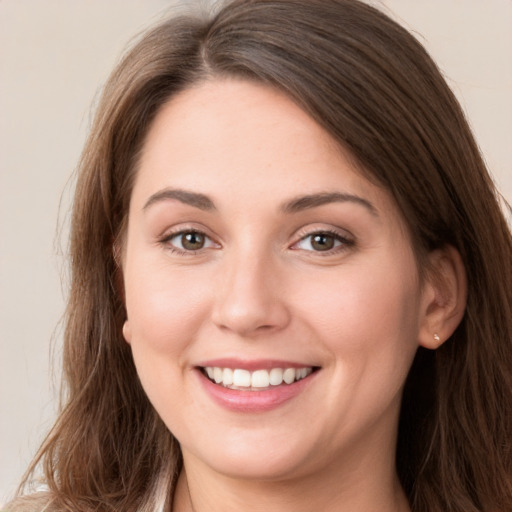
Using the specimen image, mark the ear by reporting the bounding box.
[122,320,132,344]
[113,238,131,344]
[418,245,467,349]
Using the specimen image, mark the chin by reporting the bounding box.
[180,425,321,482]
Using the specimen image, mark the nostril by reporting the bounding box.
[256,324,276,331]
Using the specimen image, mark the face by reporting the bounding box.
[122,78,430,482]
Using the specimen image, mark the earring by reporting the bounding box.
[433,333,441,343]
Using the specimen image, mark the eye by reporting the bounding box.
[293,231,352,252]
[165,230,217,252]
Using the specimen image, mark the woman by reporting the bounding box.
[8,0,512,511]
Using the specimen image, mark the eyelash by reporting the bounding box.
[292,229,355,255]
[158,228,354,256]
[159,229,218,255]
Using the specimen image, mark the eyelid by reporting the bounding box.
[156,223,354,256]
[158,225,221,254]
[290,226,355,254]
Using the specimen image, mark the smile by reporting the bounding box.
[202,366,315,390]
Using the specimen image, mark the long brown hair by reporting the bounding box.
[11,1,512,511]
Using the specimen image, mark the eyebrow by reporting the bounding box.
[143,188,216,211]
[143,188,378,217]
[281,192,378,216]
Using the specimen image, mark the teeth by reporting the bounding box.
[269,368,283,386]
[297,368,308,379]
[251,370,270,388]
[283,368,296,384]
[213,367,223,384]
[222,368,233,386]
[203,366,313,389]
[233,369,251,387]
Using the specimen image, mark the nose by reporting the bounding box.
[211,251,291,338]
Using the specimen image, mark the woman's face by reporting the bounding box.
[122,78,432,482]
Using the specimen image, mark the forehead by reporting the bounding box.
[139,78,343,177]
[132,78,400,226]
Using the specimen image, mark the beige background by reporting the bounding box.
[1,0,511,504]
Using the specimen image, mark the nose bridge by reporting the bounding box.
[212,238,289,336]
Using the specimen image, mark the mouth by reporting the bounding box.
[200,365,319,391]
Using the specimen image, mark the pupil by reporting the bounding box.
[182,232,204,250]
[311,234,334,251]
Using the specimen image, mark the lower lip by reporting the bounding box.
[196,369,318,413]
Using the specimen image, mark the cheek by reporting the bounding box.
[123,259,216,429]
[291,258,422,441]
[125,257,209,347]
[297,259,420,345]
[123,250,214,402]
[294,255,422,400]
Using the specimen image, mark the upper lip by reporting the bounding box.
[195,358,319,371]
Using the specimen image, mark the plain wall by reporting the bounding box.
[1,0,511,504]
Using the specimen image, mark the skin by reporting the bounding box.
[121,78,465,511]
